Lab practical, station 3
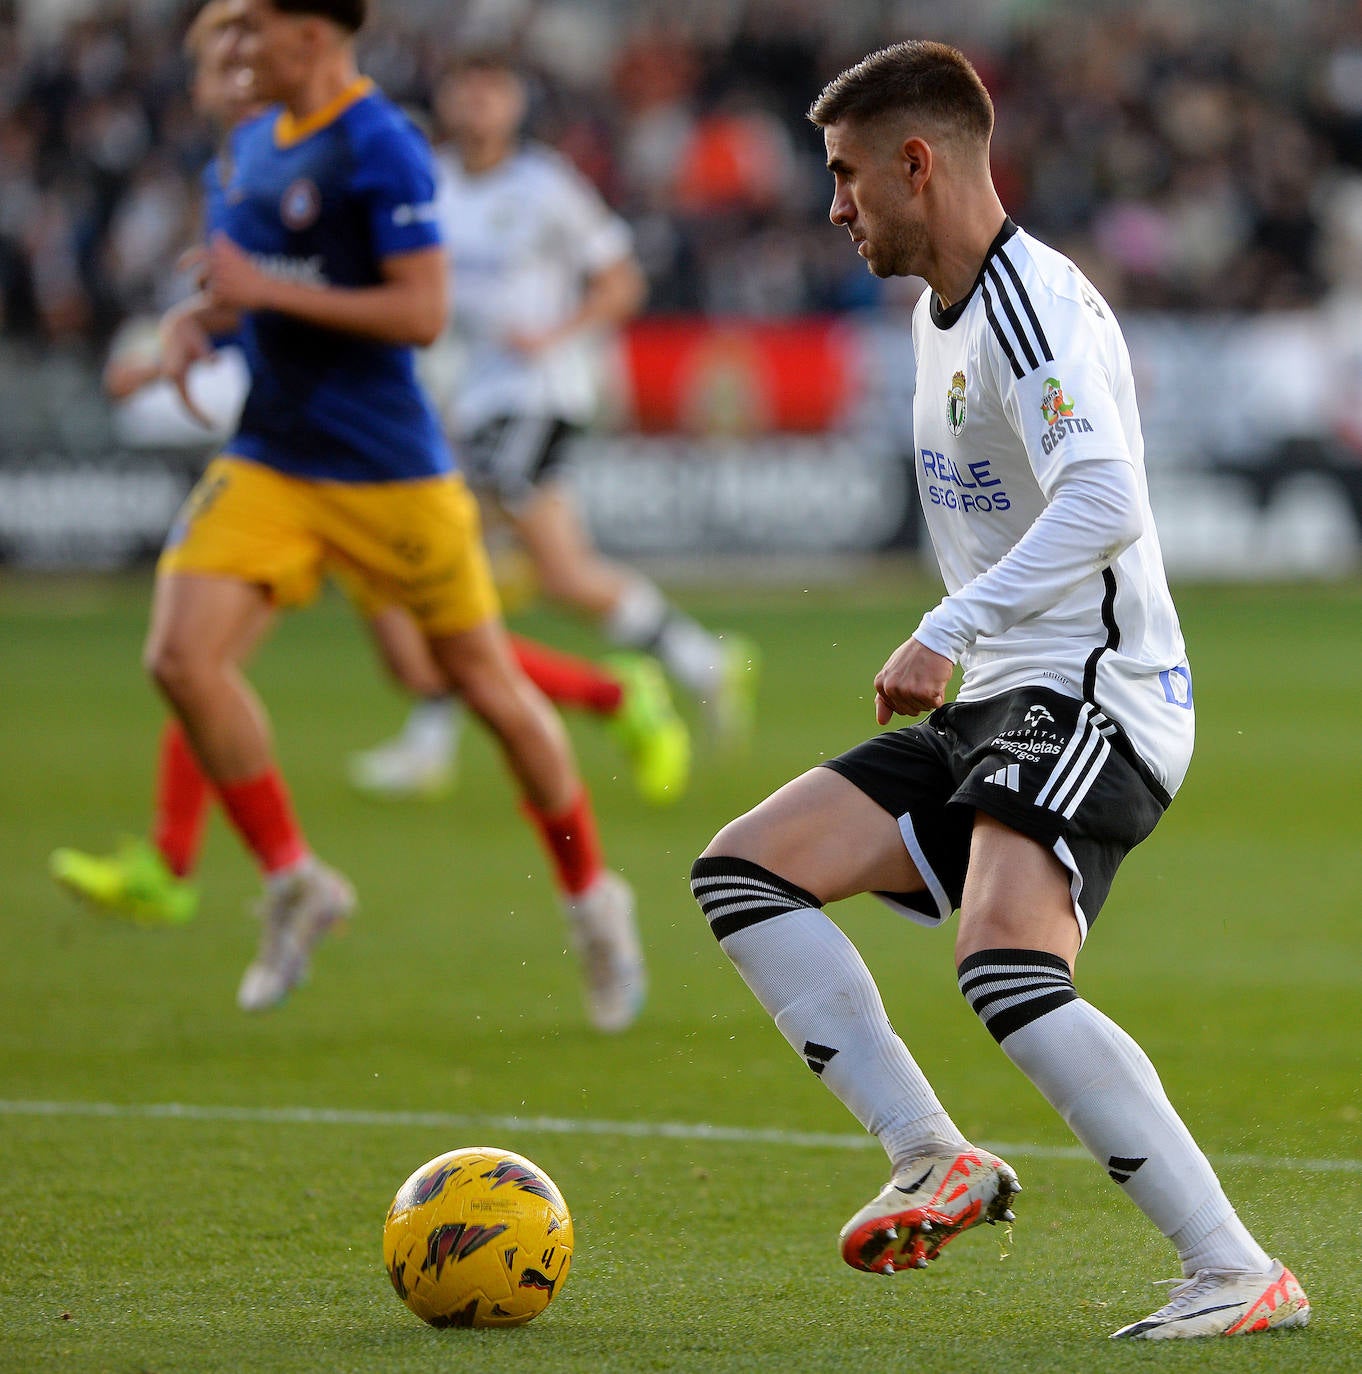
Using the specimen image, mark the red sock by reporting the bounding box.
[152,721,211,878]
[215,768,309,875]
[521,789,604,896]
[511,635,623,716]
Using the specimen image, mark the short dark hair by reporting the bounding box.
[808,41,993,143]
[270,0,366,34]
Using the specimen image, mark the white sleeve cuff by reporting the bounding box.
[911,613,967,663]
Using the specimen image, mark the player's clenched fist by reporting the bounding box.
[873,637,953,724]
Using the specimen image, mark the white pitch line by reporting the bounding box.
[1,1099,1359,1175]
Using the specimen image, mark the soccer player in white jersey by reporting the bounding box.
[349,51,759,797]
[689,42,1309,1341]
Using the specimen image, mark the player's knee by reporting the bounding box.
[536,561,591,607]
[453,669,504,722]
[953,901,1031,963]
[386,653,445,698]
[694,806,827,895]
[428,640,491,704]
[689,852,823,945]
[533,546,619,611]
[955,887,1080,971]
[144,637,200,702]
[458,662,549,741]
[696,811,769,868]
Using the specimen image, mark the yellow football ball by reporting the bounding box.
[382,1146,574,1328]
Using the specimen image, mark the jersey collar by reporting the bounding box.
[929,216,1018,330]
[274,76,374,149]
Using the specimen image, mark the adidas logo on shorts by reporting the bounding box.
[984,764,1021,790]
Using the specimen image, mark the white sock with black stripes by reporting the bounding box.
[691,856,968,1170]
[606,578,726,697]
[959,950,1271,1275]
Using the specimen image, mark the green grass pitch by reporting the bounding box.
[1,570,1359,1373]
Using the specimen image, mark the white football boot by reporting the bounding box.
[237,860,356,1011]
[563,870,646,1033]
[840,1148,1020,1274]
[1110,1261,1310,1339]
[348,701,460,799]
[347,735,454,799]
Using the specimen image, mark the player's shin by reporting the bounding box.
[527,789,644,1032]
[153,719,212,876]
[215,768,310,875]
[959,950,1271,1275]
[691,856,967,1164]
[521,788,603,897]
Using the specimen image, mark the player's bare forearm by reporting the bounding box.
[873,637,954,724]
[257,275,445,345]
[103,355,165,401]
[206,235,446,346]
[163,289,240,340]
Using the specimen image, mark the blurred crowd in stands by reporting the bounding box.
[3,0,1362,350]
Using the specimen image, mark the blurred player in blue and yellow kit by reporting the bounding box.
[60,0,645,1027]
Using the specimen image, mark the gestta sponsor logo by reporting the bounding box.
[1039,375,1095,455]
[1040,377,1074,427]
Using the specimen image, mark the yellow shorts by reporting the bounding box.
[158,456,500,637]
[334,531,541,621]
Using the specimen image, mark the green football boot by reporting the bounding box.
[49,836,198,927]
[604,653,691,806]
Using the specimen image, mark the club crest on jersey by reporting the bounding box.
[280,177,321,231]
[946,370,967,436]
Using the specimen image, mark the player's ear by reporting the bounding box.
[900,136,932,191]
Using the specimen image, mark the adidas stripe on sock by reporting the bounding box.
[690,855,823,941]
[957,948,1078,1042]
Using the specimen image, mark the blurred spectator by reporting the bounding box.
[0,0,1361,351]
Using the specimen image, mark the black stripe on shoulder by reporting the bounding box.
[984,261,1040,372]
[996,247,1054,363]
[981,280,1024,379]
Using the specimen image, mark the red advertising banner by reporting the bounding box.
[619,317,859,435]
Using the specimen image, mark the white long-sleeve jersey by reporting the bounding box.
[433,142,634,434]
[910,219,1194,798]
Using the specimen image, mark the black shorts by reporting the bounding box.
[821,686,1168,941]
[457,415,581,508]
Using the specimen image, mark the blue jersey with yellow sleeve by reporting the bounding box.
[217,79,452,483]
